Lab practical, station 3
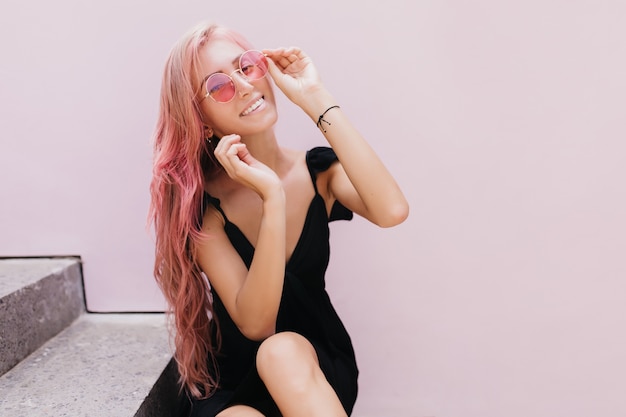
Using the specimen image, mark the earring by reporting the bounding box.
[205,127,214,144]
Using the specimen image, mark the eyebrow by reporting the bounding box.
[201,53,243,85]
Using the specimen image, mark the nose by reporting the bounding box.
[231,70,254,97]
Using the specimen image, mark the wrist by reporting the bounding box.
[298,87,336,121]
[261,188,286,229]
[315,105,341,133]
[261,186,286,208]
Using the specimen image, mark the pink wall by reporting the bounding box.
[1,1,625,415]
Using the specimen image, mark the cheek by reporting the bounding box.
[262,80,276,103]
[201,106,230,131]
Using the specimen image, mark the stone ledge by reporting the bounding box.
[0,313,174,417]
[0,257,84,376]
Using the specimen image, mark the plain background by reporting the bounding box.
[1,0,625,416]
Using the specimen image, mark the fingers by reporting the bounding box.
[264,58,291,88]
[213,134,247,178]
[212,134,282,197]
[213,134,240,158]
[214,135,263,179]
[264,57,281,79]
[216,135,247,165]
[263,46,303,59]
[263,47,306,72]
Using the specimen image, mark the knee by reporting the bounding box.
[216,405,264,417]
[256,332,319,386]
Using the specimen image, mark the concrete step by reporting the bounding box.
[0,313,186,417]
[0,258,189,416]
[0,257,84,376]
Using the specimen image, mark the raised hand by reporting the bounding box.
[213,134,282,200]
[262,47,324,108]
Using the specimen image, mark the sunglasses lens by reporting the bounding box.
[203,51,268,103]
[240,50,268,81]
[206,74,236,103]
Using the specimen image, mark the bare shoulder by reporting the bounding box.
[285,146,338,212]
[199,204,226,243]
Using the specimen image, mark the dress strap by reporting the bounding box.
[306,146,341,194]
[202,192,228,220]
[305,147,354,222]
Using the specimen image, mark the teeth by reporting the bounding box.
[241,98,263,116]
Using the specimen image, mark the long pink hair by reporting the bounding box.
[148,22,255,399]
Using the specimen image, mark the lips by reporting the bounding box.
[240,97,264,116]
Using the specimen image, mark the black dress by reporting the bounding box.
[189,147,359,417]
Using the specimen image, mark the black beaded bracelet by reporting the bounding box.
[316,105,340,133]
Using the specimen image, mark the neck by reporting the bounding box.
[241,129,285,174]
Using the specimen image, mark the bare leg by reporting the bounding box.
[217,405,265,417]
[256,332,349,417]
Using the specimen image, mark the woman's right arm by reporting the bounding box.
[195,135,286,341]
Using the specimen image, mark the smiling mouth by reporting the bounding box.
[241,97,264,116]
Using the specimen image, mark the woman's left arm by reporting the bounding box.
[264,47,409,227]
[310,96,409,227]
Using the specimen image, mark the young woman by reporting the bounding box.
[150,21,408,417]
